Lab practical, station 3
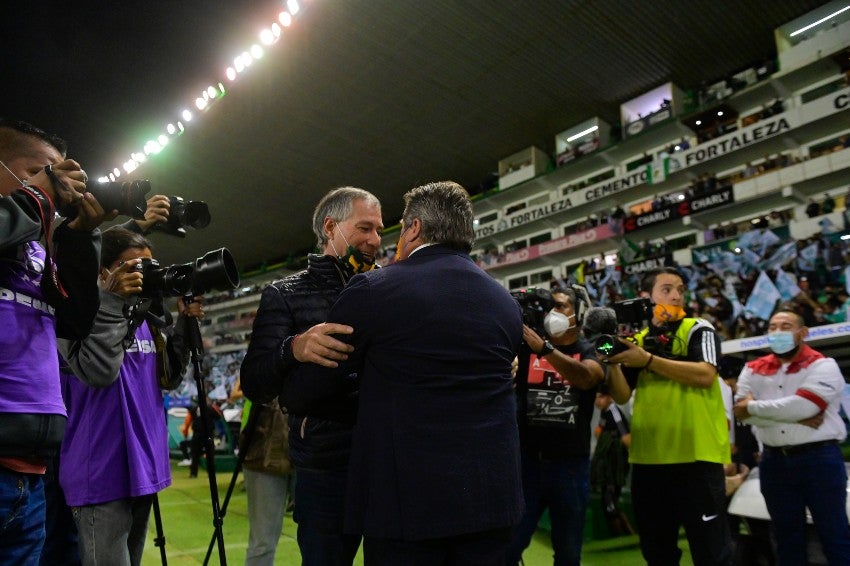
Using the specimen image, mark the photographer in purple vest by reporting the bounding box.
[57,227,203,565]
[0,118,106,562]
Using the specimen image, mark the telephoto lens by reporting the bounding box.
[87,180,151,219]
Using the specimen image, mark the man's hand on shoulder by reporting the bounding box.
[292,322,354,368]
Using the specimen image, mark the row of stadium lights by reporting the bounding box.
[97,0,302,183]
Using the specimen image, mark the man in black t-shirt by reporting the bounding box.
[507,286,605,566]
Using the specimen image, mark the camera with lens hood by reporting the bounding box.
[84,180,210,236]
[134,248,240,299]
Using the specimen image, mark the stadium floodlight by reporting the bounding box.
[566,125,598,143]
[790,5,850,37]
[182,109,193,122]
[226,66,237,81]
[287,0,300,16]
[279,11,292,26]
[260,28,275,45]
[251,44,264,59]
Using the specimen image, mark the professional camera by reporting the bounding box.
[593,297,652,357]
[87,180,151,219]
[154,196,211,237]
[510,287,554,337]
[136,248,240,299]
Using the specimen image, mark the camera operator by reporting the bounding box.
[240,187,383,565]
[603,267,732,566]
[0,119,107,561]
[56,227,203,566]
[508,286,605,566]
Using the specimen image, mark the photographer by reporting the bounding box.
[604,267,732,566]
[57,227,203,566]
[508,286,604,566]
[1,119,106,561]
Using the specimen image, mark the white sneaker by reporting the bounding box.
[178,459,192,466]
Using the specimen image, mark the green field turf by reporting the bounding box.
[142,461,689,565]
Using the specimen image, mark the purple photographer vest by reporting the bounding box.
[59,320,172,506]
[0,241,65,415]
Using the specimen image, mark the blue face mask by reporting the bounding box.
[767,330,796,355]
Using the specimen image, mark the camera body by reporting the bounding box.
[511,287,554,337]
[135,257,194,298]
[156,196,211,237]
[85,182,210,238]
[134,249,240,299]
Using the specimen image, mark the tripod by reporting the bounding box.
[184,301,228,565]
[202,401,259,565]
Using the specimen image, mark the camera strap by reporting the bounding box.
[122,297,172,349]
[16,182,68,301]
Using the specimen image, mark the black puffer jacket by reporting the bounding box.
[241,254,357,470]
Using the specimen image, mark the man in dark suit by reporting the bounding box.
[285,181,524,565]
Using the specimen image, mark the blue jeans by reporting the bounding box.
[0,466,45,566]
[506,454,590,566]
[293,467,361,566]
[760,442,850,566]
[244,468,290,566]
[40,455,80,565]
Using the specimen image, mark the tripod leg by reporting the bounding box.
[184,310,228,566]
[152,494,168,566]
[204,406,260,565]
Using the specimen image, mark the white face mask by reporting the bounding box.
[543,310,575,338]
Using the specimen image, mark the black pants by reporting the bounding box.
[631,461,733,566]
[364,526,512,566]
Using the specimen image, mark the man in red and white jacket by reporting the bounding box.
[734,309,850,565]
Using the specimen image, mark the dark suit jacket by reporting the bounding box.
[286,244,524,540]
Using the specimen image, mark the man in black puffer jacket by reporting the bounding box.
[241,187,383,565]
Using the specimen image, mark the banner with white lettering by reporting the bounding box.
[623,188,734,233]
[477,223,616,270]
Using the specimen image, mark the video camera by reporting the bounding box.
[135,248,240,299]
[593,297,652,357]
[510,287,554,337]
[86,180,210,236]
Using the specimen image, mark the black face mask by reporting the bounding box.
[338,245,377,276]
